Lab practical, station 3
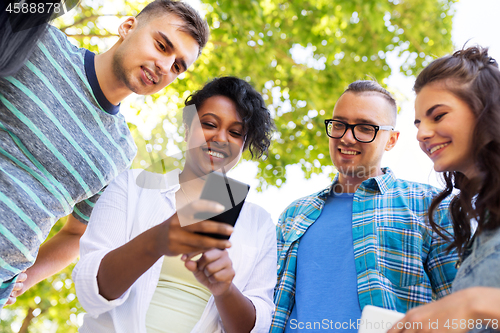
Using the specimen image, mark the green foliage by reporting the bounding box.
[1,217,82,332]
[54,0,456,190]
[2,0,456,330]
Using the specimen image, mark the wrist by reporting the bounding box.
[143,224,166,259]
[214,282,235,299]
[469,287,500,320]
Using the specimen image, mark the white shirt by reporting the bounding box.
[73,169,277,333]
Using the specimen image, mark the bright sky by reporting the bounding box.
[228,0,500,222]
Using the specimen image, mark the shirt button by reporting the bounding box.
[277,264,280,269]
[296,230,300,235]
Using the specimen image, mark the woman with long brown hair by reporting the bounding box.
[395,46,500,332]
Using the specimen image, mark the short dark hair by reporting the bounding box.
[343,80,397,126]
[183,77,275,159]
[414,46,500,256]
[136,0,209,55]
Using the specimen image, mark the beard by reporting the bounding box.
[112,49,139,94]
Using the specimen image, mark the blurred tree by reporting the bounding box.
[1,0,456,331]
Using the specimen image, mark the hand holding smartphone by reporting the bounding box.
[194,171,250,239]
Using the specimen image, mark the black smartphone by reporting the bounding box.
[194,171,250,239]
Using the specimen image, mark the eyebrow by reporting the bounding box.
[333,116,378,125]
[201,113,244,126]
[158,31,187,72]
[413,104,444,125]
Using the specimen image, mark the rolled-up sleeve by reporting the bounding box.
[245,213,277,333]
[72,171,132,316]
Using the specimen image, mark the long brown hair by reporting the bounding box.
[414,46,500,256]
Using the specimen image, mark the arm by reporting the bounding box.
[185,210,277,332]
[392,287,500,333]
[7,215,86,304]
[73,171,233,313]
[97,205,233,301]
[185,249,256,333]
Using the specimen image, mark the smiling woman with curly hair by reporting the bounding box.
[73,76,277,333]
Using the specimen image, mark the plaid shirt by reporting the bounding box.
[271,168,458,332]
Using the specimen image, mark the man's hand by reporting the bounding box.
[5,272,27,306]
[184,248,235,296]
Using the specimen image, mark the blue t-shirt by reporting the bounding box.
[285,191,361,332]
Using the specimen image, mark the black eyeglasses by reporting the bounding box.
[324,119,394,143]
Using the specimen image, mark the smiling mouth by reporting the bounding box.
[339,148,360,155]
[142,67,157,84]
[428,143,449,154]
[203,148,229,159]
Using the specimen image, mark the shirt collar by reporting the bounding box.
[84,50,120,115]
[324,167,396,196]
[159,168,181,194]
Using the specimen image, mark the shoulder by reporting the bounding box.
[44,25,77,48]
[240,201,274,227]
[391,178,444,197]
[390,178,453,211]
[280,190,325,220]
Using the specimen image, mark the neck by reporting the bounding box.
[94,46,132,105]
[178,168,206,197]
[334,167,383,193]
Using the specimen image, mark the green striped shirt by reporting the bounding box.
[0,25,137,305]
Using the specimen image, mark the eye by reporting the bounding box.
[202,122,216,128]
[157,41,166,51]
[230,131,243,137]
[357,125,375,134]
[173,63,181,74]
[434,113,446,121]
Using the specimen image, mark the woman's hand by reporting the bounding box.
[5,271,28,305]
[391,287,500,333]
[183,248,235,296]
[152,199,233,257]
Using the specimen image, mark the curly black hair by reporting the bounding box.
[183,76,274,159]
[414,46,500,256]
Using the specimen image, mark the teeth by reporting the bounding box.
[429,143,449,154]
[144,70,154,83]
[340,149,359,155]
[208,150,225,158]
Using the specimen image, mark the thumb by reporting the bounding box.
[184,260,198,273]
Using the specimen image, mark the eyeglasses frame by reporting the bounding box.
[324,119,394,143]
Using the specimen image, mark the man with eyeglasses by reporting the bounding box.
[271,81,458,332]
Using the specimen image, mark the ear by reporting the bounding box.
[118,17,138,40]
[384,130,400,151]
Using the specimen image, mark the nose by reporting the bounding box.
[340,127,357,145]
[416,122,433,143]
[209,129,229,145]
[156,55,175,75]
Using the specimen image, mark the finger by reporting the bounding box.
[184,260,198,273]
[178,231,232,251]
[183,220,234,237]
[181,250,204,262]
[207,268,235,284]
[6,296,15,305]
[180,199,225,218]
[12,282,23,291]
[16,272,27,283]
[195,249,225,271]
[203,257,232,277]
